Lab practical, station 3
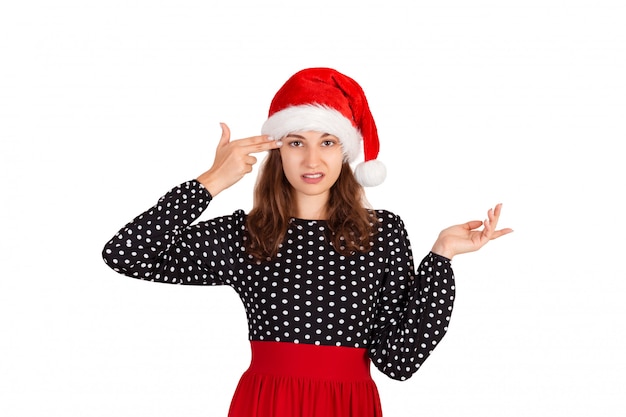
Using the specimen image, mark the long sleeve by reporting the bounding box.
[368,214,455,381]
[101,180,245,286]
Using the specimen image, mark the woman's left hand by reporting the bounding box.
[431,203,513,260]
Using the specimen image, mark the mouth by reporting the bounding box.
[302,172,325,184]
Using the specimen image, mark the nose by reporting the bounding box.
[304,147,321,168]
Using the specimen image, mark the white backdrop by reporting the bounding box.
[1,1,625,416]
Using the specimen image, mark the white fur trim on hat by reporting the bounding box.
[261,104,362,162]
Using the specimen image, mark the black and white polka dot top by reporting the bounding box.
[102,180,455,381]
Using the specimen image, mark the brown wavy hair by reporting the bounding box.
[245,149,378,261]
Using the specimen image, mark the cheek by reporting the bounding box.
[331,152,344,169]
[327,155,344,181]
[280,158,301,183]
[278,149,295,169]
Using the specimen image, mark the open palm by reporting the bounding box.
[432,203,513,259]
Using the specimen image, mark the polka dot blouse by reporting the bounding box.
[102,180,455,381]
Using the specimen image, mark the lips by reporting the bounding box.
[302,172,324,184]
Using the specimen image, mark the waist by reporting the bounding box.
[246,341,372,381]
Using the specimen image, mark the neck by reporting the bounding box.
[294,193,329,220]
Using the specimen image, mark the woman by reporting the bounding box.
[102,67,512,416]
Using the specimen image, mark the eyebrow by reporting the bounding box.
[284,133,333,140]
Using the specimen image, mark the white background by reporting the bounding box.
[1,1,625,416]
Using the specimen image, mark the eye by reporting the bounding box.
[321,139,337,147]
[288,140,303,147]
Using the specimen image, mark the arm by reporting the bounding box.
[368,215,455,381]
[369,203,511,380]
[102,123,282,284]
[101,180,244,285]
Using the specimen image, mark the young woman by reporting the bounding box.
[102,67,512,417]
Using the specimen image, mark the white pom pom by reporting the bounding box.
[354,160,387,187]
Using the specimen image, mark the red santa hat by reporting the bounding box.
[261,67,386,187]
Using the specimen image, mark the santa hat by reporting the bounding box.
[261,67,386,187]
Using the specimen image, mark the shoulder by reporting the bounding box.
[368,209,412,243]
[194,209,248,234]
[369,209,406,229]
[367,210,415,258]
[213,209,247,225]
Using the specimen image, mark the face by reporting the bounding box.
[279,131,344,203]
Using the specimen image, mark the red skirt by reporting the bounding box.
[228,341,383,417]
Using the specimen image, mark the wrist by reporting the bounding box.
[431,242,454,260]
[196,172,224,197]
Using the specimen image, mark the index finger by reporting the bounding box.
[235,135,283,153]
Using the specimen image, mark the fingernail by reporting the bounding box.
[276,140,283,147]
[267,136,275,141]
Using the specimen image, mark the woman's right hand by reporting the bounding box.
[196,123,282,196]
